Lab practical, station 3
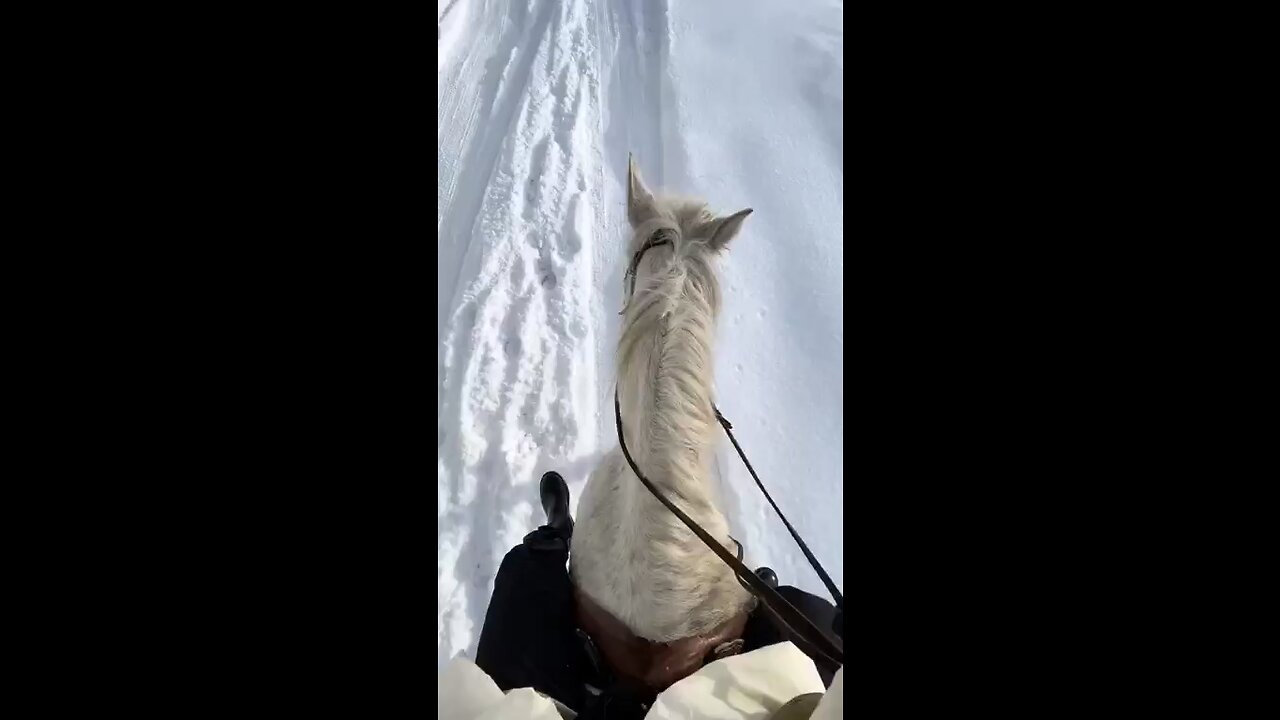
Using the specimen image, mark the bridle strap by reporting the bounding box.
[713,405,843,609]
[619,229,675,314]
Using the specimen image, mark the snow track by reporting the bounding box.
[438,0,609,666]
[439,0,843,667]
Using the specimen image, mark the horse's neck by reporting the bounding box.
[616,256,720,506]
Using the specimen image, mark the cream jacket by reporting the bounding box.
[438,641,843,720]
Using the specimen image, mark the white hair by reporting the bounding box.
[570,159,755,641]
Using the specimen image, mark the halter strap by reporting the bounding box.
[620,228,676,314]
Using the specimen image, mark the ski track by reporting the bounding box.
[438,0,607,666]
[439,0,844,667]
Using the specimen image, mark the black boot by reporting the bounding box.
[755,566,778,588]
[540,471,574,541]
[524,471,574,551]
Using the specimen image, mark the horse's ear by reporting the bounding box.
[705,208,753,249]
[628,153,658,226]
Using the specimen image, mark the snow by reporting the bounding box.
[438,0,843,668]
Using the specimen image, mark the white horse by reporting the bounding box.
[570,156,756,642]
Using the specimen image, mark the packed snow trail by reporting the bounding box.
[438,0,843,667]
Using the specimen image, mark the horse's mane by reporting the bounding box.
[570,163,755,642]
[617,196,725,507]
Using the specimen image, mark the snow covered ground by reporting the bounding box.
[438,0,843,667]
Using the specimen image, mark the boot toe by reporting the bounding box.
[539,471,573,540]
[540,471,569,512]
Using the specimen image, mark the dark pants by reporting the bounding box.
[475,526,840,716]
[474,526,591,712]
[740,585,844,687]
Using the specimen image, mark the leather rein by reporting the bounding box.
[614,231,845,674]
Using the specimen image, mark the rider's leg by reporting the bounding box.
[474,472,588,709]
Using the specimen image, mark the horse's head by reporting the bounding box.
[623,154,751,316]
[626,154,752,258]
